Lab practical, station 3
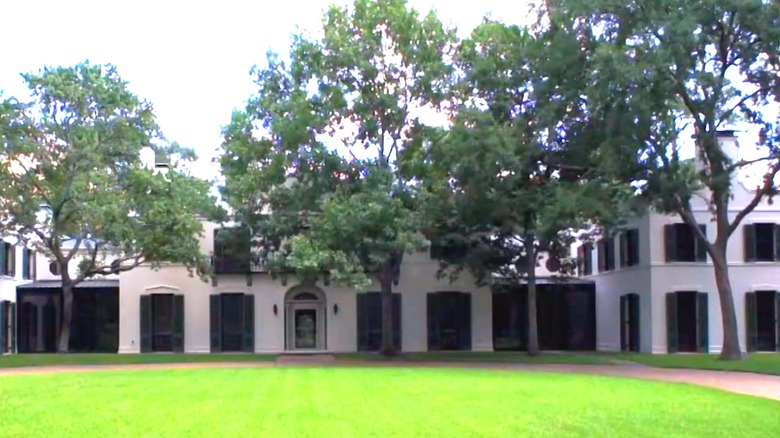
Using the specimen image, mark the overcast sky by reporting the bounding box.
[0,0,531,181]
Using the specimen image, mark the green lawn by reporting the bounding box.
[0,368,777,437]
[337,351,612,364]
[0,353,275,368]
[615,353,780,376]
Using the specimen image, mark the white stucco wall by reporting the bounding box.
[118,221,492,354]
[589,133,780,354]
[586,215,653,352]
[0,238,31,302]
[647,204,780,354]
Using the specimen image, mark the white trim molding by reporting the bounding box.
[669,285,704,292]
[144,284,181,293]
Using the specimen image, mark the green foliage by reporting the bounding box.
[555,0,780,359]
[221,0,455,288]
[556,0,780,217]
[0,62,215,282]
[419,20,629,284]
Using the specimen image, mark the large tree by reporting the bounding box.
[0,63,215,353]
[553,0,780,359]
[417,20,628,355]
[220,0,455,354]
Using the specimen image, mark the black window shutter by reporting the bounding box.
[8,245,15,277]
[775,292,780,352]
[664,225,676,262]
[696,225,707,262]
[459,293,472,351]
[210,294,222,352]
[666,292,678,353]
[696,292,709,353]
[619,295,627,351]
[427,293,440,351]
[774,226,780,261]
[0,244,6,275]
[597,241,606,272]
[21,249,29,279]
[629,293,640,352]
[173,295,185,353]
[744,224,756,262]
[213,229,224,273]
[619,233,628,268]
[238,227,251,273]
[392,293,402,350]
[356,294,368,351]
[140,295,152,353]
[584,244,593,275]
[243,294,255,353]
[630,230,640,266]
[0,300,7,354]
[9,302,15,353]
[745,292,757,352]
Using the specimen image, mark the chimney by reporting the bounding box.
[139,146,156,170]
[153,148,171,175]
[694,129,740,171]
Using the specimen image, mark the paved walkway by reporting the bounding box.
[1,360,778,401]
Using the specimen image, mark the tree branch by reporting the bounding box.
[64,236,84,264]
[727,155,777,173]
[87,254,145,278]
[718,87,772,127]
[74,240,101,284]
[729,161,780,236]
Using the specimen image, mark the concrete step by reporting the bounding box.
[275,354,336,365]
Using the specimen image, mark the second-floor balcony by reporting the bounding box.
[211,228,272,274]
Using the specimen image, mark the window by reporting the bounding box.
[0,242,14,276]
[427,292,471,351]
[576,244,593,276]
[664,224,707,262]
[619,229,640,268]
[597,238,615,272]
[744,223,780,262]
[357,292,401,351]
[140,294,184,352]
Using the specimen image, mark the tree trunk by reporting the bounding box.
[57,282,73,354]
[526,237,539,356]
[379,264,397,356]
[711,246,744,360]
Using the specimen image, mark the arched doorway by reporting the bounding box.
[284,286,326,351]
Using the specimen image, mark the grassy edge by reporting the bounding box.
[1,352,777,376]
[611,353,780,376]
[0,353,276,369]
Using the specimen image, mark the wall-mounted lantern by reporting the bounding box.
[333,303,339,314]
[273,304,278,315]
